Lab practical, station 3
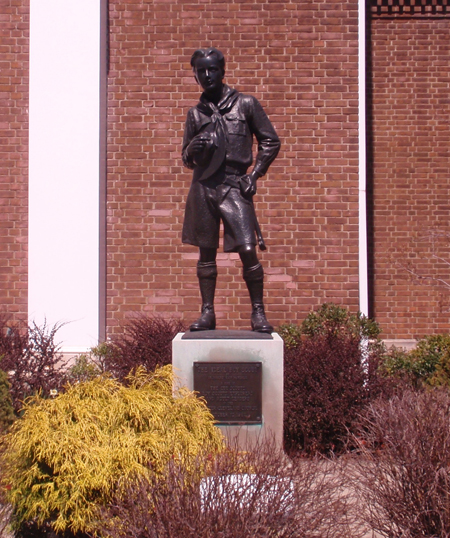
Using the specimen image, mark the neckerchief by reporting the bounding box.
[194,85,240,181]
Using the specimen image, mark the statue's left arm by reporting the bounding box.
[244,96,281,195]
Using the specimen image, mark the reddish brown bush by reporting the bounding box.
[103,316,186,381]
[354,389,450,538]
[281,303,390,455]
[100,442,360,538]
[284,331,383,455]
[0,316,66,412]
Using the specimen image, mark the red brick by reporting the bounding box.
[106,0,360,335]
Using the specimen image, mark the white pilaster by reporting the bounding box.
[29,0,104,351]
[358,0,369,318]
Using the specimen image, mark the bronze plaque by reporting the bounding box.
[194,362,262,425]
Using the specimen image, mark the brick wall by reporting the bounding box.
[370,15,450,338]
[0,0,29,322]
[107,0,361,334]
[3,1,447,340]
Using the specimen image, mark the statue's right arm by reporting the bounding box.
[182,109,197,170]
[183,109,212,168]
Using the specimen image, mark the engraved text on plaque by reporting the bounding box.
[194,362,262,424]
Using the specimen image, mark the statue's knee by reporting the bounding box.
[238,244,259,270]
[238,244,255,254]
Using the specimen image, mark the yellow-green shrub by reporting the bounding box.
[2,365,223,536]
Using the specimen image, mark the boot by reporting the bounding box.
[190,261,217,331]
[251,302,273,334]
[190,304,216,331]
[243,263,273,334]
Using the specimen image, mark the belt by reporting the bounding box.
[225,165,247,176]
[198,165,247,189]
[224,165,247,188]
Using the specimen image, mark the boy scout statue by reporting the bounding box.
[182,48,280,333]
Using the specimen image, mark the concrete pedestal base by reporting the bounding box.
[172,331,284,451]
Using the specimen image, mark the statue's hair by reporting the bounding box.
[190,48,226,72]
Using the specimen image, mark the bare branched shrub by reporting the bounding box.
[353,389,450,538]
[105,316,186,381]
[393,228,450,294]
[0,316,66,412]
[0,505,12,538]
[100,441,363,538]
[390,228,450,314]
[0,436,12,538]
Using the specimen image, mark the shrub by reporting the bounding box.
[283,304,384,455]
[411,334,450,376]
[0,368,14,433]
[0,503,12,538]
[277,323,303,349]
[103,316,186,381]
[0,316,66,412]
[428,347,450,388]
[0,433,12,538]
[100,441,360,538]
[379,334,450,389]
[378,345,416,382]
[65,353,103,385]
[2,365,223,536]
[353,389,450,538]
[284,332,371,455]
[301,302,381,340]
[278,303,381,352]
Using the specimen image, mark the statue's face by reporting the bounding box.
[193,56,224,95]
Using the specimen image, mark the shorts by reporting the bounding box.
[182,180,257,253]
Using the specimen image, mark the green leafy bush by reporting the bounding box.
[277,323,303,349]
[411,333,450,371]
[380,334,450,388]
[428,347,450,388]
[65,353,103,385]
[2,365,223,536]
[283,304,384,455]
[301,303,381,340]
[278,302,381,351]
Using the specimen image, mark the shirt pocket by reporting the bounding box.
[225,114,246,136]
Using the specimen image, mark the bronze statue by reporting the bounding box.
[182,48,280,333]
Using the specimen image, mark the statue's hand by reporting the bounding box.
[187,134,212,159]
[239,174,257,199]
[240,171,261,199]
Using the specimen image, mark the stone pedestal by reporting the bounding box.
[172,331,284,451]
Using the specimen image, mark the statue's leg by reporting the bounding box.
[190,247,217,331]
[239,244,273,334]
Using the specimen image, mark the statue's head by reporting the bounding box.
[190,48,225,75]
[190,48,225,96]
